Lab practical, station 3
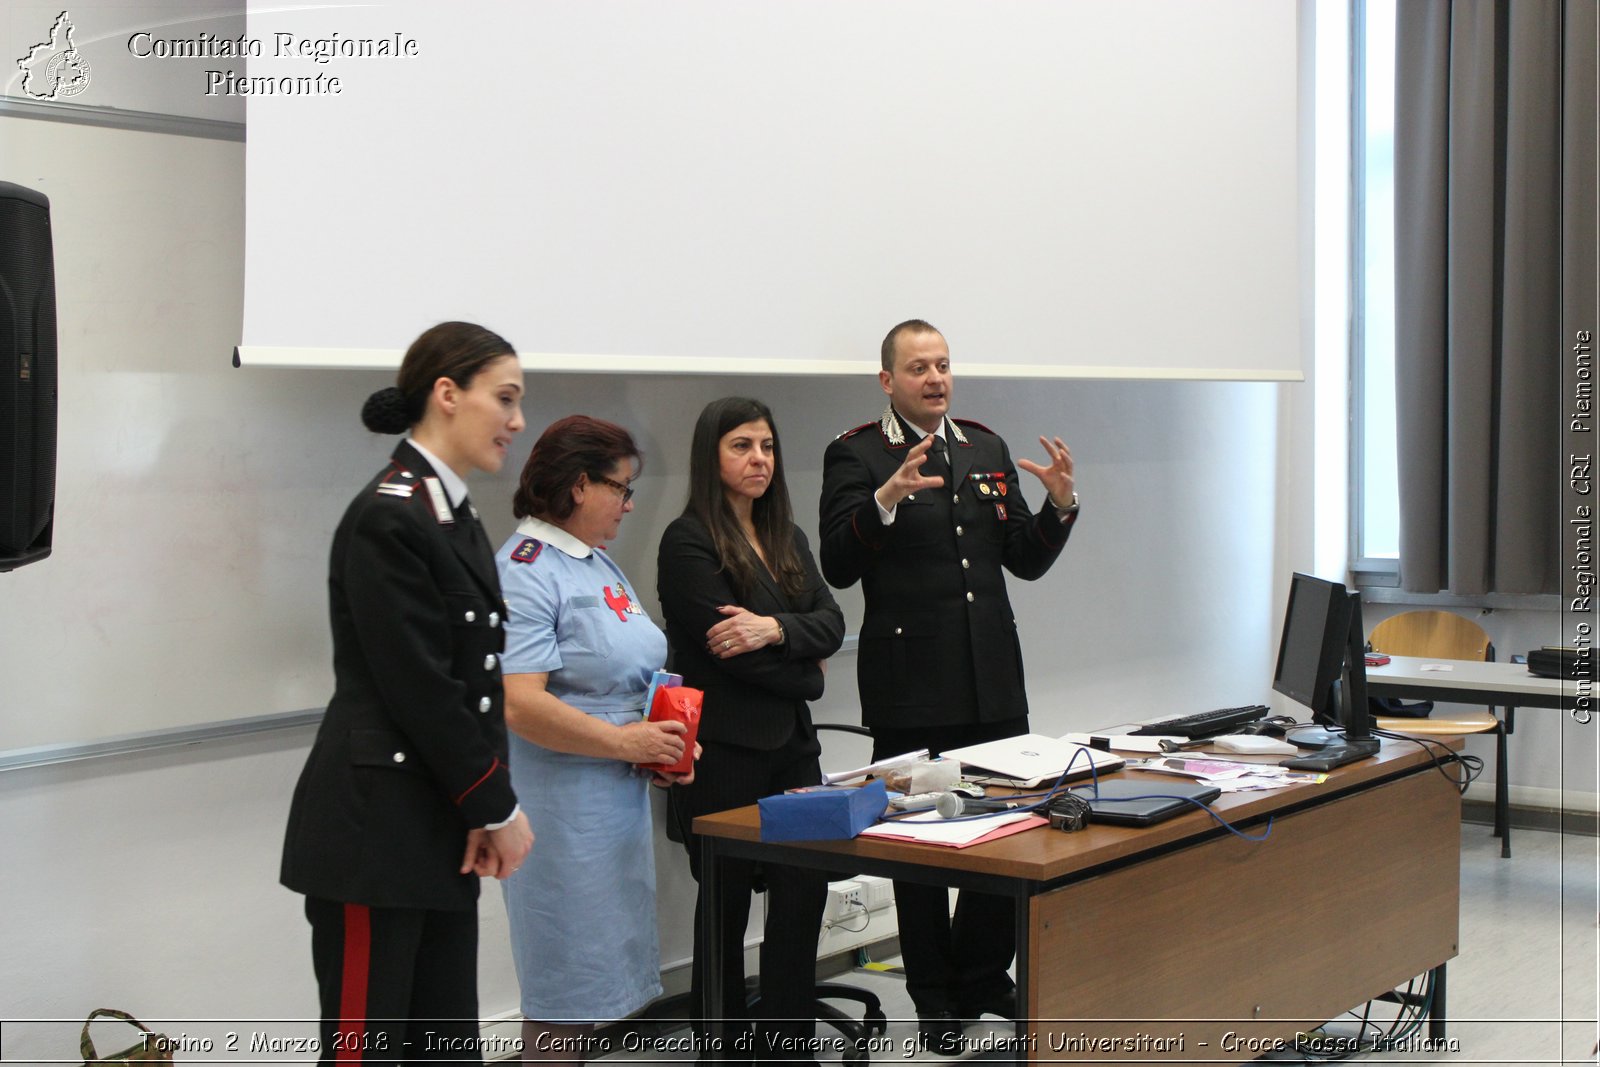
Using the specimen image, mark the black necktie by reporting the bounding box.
[458,498,493,558]
[927,434,950,486]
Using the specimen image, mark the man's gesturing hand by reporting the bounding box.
[1016,436,1075,508]
[874,435,946,512]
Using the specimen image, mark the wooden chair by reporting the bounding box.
[1367,610,1513,857]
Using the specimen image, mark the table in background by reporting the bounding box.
[1365,654,1580,710]
[1368,654,1582,857]
[695,740,1463,1065]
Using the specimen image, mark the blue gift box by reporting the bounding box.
[758,780,889,842]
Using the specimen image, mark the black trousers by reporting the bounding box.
[675,731,829,1052]
[871,719,1027,1015]
[305,896,481,1066]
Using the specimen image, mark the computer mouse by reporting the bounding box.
[1238,719,1288,738]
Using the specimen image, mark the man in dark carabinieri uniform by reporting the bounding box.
[818,318,1079,1053]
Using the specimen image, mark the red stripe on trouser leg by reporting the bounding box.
[336,903,372,1064]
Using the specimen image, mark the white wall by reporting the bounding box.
[0,115,343,755]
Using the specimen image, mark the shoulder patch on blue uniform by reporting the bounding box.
[510,538,544,564]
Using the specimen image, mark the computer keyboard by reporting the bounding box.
[1126,704,1271,738]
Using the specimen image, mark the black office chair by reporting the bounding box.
[629,722,888,1064]
[807,724,892,1051]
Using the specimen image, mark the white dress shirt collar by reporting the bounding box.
[894,409,949,444]
[515,515,594,559]
[405,438,469,508]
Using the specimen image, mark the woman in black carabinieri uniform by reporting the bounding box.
[281,321,535,1066]
[657,396,845,1059]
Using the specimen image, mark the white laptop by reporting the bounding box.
[941,733,1126,788]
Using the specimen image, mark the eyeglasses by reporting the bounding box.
[592,473,635,504]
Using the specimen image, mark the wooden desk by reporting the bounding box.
[1366,654,1580,710]
[694,740,1462,1065]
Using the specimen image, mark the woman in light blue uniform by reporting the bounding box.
[495,415,696,1064]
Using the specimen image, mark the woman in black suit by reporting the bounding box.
[657,396,845,1057]
[280,321,535,1066]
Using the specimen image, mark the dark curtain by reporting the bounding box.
[1392,0,1584,594]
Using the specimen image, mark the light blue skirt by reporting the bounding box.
[502,722,662,1022]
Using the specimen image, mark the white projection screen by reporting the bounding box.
[239,0,1304,380]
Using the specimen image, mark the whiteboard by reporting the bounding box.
[0,118,304,753]
[240,0,1304,381]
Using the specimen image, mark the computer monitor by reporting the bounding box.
[1272,572,1379,762]
[1272,573,1351,721]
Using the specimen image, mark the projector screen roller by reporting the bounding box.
[239,0,1303,380]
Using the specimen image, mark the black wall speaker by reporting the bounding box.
[0,181,57,571]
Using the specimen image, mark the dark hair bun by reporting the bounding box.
[361,386,413,434]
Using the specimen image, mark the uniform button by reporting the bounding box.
[489,612,500,627]
[392,751,406,763]
[962,558,970,569]
[484,654,497,670]
[907,494,916,502]
[956,525,964,536]
[966,592,975,602]
[953,493,960,504]
[400,472,414,479]
[479,696,491,713]
[894,627,903,635]
[464,610,476,623]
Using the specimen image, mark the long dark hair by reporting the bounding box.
[683,397,807,600]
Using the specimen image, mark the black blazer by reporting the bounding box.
[656,515,844,751]
[818,410,1075,731]
[280,441,518,912]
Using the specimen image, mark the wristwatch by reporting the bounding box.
[1054,491,1080,519]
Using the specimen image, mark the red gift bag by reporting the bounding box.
[638,685,701,775]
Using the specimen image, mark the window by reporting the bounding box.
[1351,0,1400,581]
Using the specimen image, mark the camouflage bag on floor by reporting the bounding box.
[80,1009,174,1065]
